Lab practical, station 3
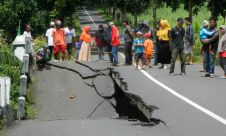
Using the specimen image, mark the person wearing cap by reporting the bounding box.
[52,20,66,61]
[218,25,226,79]
[133,31,145,70]
[111,24,120,66]
[104,22,113,63]
[169,18,186,76]
[36,45,50,70]
[123,20,133,65]
[156,19,171,69]
[184,17,195,65]
[65,22,76,61]
[45,22,55,60]
[94,24,106,61]
[144,33,154,68]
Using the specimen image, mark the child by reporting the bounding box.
[74,35,82,61]
[144,33,154,68]
[133,31,145,70]
[199,20,214,53]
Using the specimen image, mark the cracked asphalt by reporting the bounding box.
[3,7,226,136]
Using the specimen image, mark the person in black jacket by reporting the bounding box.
[104,22,113,63]
[123,20,133,65]
[169,18,186,76]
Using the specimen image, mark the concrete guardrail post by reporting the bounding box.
[17,96,25,120]
[19,75,27,96]
[22,54,29,74]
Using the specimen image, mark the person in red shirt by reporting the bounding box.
[52,20,66,61]
[218,25,226,79]
[111,23,120,66]
[94,24,106,61]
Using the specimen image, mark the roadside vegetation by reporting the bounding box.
[97,3,225,63]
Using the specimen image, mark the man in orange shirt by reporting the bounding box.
[52,20,66,61]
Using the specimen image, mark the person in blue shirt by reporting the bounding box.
[133,31,145,70]
[74,35,82,61]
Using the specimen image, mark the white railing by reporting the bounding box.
[0,77,11,118]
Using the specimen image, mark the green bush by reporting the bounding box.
[0,64,20,104]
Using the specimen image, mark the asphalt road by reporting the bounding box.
[79,7,226,135]
[3,7,226,136]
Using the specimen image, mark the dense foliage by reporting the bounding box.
[0,0,82,42]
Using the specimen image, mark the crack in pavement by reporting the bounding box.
[48,61,166,127]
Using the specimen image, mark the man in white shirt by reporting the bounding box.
[23,24,34,63]
[64,22,76,60]
[45,22,55,60]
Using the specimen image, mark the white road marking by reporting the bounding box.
[83,7,226,126]
[83,7,98,28]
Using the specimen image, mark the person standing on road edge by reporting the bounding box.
[169,18,186,76]
[123,20,133,65]
[156,19,171,69]
[218,25,226,79]
[144,33,154,68]
[104,22,113,63]
[65,22,76,61]
[74,35,82,61]
[52,20,66,61]
[202,17,219,78]
[94,24,106,62]
[133,31,145,70]
[184,17,195,65]
[111,23,120,66]
[153,20,161,65]
[45,22,55,60]
[78,26,92,61]
[23,24,34,64]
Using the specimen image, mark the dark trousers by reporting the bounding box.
[48,46,54,60]
[154,43,158,65]
[36,58,50,67]
[124,42,133,65]
[106,43,113,63]
[219,57,226,75]
[170,48,186,73]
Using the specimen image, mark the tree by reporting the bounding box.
[0,0,82,42]
[206,0,226,18]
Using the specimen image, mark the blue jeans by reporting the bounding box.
[203,51,216,74]
[112,46,118,65]
[98,46,105,61]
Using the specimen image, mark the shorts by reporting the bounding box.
[185,41,193,55]
[134,53,144,62]
[54,45,66,54]
[67,43,73,55]
[145,54,152,59]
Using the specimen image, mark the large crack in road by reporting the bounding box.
[48,61,166,127]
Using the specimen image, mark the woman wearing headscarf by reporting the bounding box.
[218,25,226,79]
[78,26,92,61]
[156,19,171,69]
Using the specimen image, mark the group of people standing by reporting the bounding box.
[35,16,226,78]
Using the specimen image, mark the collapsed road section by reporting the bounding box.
[48,61,165,126]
